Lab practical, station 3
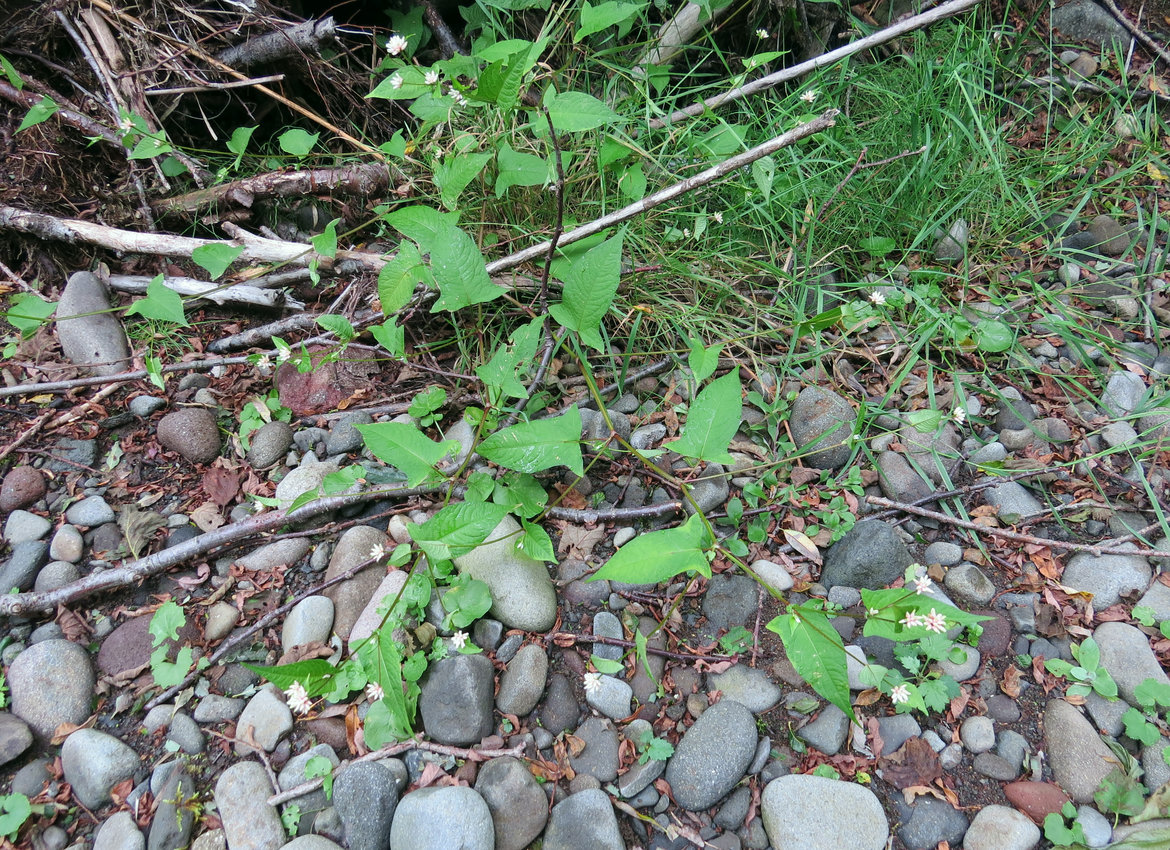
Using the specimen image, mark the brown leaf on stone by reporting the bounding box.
[202,466,240,507]
[277,641,334,666]
[557,524,606,560]
[1001,665,1023,698]
[276,345,390,415]
[855,688,884,707]
[55,605,92,643]
[190,501,225,532]
[564,733,587,758]
[879,737,942,790]
[119,506,167,559]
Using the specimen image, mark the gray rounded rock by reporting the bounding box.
[762,773,889,850]
[282,838,343,849]
[282,595,335,654]
[569,717,620,782]
[419,654,495,745]
[247,420,294,468]
[475,756,548,850]
[275,460,339,511]
[960,715,996,753]
[708,665,781,714]
[963,804,1041,850]
[234,686,293,755]
[322,525,387,640]
[93,811,145,850]
[542,788,623,850]
[0,713,33,767]
[3,510,50,544]
[157,408,222,464]
[48,524,84,563]
[496,643,548,717]
[821,519,914,590]
[8,639,94,739]
[61,728,140,809]
[453,515,557,632]
[55,271,132,376]
[665,699,757,810]
[790,386,855,469]
[943,563,995,606]
[1094,620,1170,704]
[65,495,116,527]
[214,761,285,850]
[1045,699,1117,803]
[333,761,397,850]
[388,786,493,850]
[1062,547,1151,608]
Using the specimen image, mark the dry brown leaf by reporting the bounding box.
[557,525,606,560]
[880,737,942,790]
[191,501,226,532]
[783,528,822,564]
[1001,665,1023,698]
[203,466,240,507]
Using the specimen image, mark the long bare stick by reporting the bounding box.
[0,205,389,272]
[486,110,839,275]
[1097,0,1170,65]
[647,0,983,129]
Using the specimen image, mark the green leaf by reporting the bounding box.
[549,230,623,350]
[518,518,556,562]
[590,513,713,583]
[150,645,193,688]
[1132,605,1158,627]
[591,655,624,675]
[0,793,31,840]
[226,125,257,168]
[192,243,245,280]
[149,600,186,646]
[575,0,646,41]
[860,236,898,258]
[442,578,493,628]
[494,142,548,195]
[1074,637,1101,671]
[478,405,584,475]
[918,676,960,713]
[408,501,511,562]
[278,128,319,156]
[974,319,1013,353]
[767,604,852,721]
[369,320,405,358]
[0,54,22,89]
[384,206,502,312]
[122,276,186,325]
[1095,767,1146,817]
[244,658,345,696]
[669,368,741,463]
[377,241,428,315]
[359,633,416,746]
[304,756,334,799]
[687,335,723,382]
[544,90,623,132]
[492,473,548,518]
[316,313,355,342]
[355,422,456,487]
[310,219,339,258]
[751,156,775,201]
[1135,678,1170,710]
[617,161,646,200]
[1123,707,1163,746]
[5,292,56,336]
[641,735,674,763]
[476,317,544,400]
[17,95,60,133]
[128,134,173,160]
[906,409,945,431]
[436,151,492,211]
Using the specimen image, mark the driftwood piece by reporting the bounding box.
[648,0,983,128]
[153,162,396,219]
[0,205,390,272]
[216,16,338,69]
[108,274,304,311]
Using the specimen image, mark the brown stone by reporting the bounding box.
[97,614,199,678]
[975,611,1012,657]
[157,408,221,464]
[0,466,46,513]
[1003,781,1072,824]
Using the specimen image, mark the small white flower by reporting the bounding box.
[914,575,932,595]
[255,354,272,371]
[712,211,724,224]
[368,543,385,561]
[451,630,468,650]
[366,682,385,702]
[800,89,818,104]
[449,89,466,106]
[868,607,880,616]
[286,681,312,716]
[389,74,403,90]
[425,70,440,86]
[583,672,603,695]
[869,290,886,306]
[274,346,291,363]
[890,684,910,705]
[952,405,967,425]
[755,28,769,38]
[386,34,408,56]
[924,608,948,634]
[900,611,924,629]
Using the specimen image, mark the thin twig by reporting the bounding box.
[557,632,737,663]
[486,111,839,276]
[867,495,1170,558]
[647,0,983,129]
[1097,0,1170,65]
[0,354,255,398]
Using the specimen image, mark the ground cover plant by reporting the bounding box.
[0,0,1168,846]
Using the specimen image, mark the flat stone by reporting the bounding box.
[0,713,33,766]
[93,811,145,850]
[0,466,46,512]
[474,756,548,850]
[894,795,969,850]
[542,788,623,850]
[8,639,94,739]
[61,728,140,809]
[708,665,781,714]
[585,674,633,720]
[748,559,793,593]
[821,519,914,590]
[569,717,620,782]
[49,524,84,563]
[323,525,388,640]
[55,271,132,376]
[333,761,397,850]
[3,510,50,544]
[453,515,557,632]
[388,786,494,850]
[157,408,222,464]
[665,699,757,810]
[419,654,495,745]
[762,774,889,850]
[789,386,855,469]
[1044,699,1117,803]
[247,421,294,468]
[65,495,115,527]
[944,564,995,606]
[346,571,410,647]
[282,595,335,654]
[962,804,1041,850]
[496,643,547,717]
[234,686,294,755]
[876,715,921,755]
[797,703,850,755]
[1062,546,1151,607]
[1093,620,1170,704]
[983,480,1044,519]
[214,761,286,850]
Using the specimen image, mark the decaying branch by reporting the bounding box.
[152,162,398,219]
[487,110,839,275]
[216,16,339,69]
[108,274,304,311]
[634,0,734,72]
[0,79,121,146]
[648,0,983,129]
[0,205,390,272]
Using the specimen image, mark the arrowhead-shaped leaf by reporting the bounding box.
[589,513,713,583]
[478,406,583,475]
[356,422,456,487]
[767,605,854,722]
[669,367,741,463]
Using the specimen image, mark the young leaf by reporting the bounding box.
[517,518,556,562]
[575,0,646,41]
[17,96,60,133]
[1122,707,1162,746]
[316,314,355,342]
[495,142,549,196]
[493,473,549,518]
[589,513,713,583]
[476,317,544,400]
[384,206,502,312]
[0,793,31,840]
[435,151,492,211]
[5,292,56,336]
[477,405,584,475]
[355,422,456,487]
[369,320,405,358]
[377,241,428,315]
[591,655,624,675]
[192,243,245,280]
[549,230,623,350]
[974,319,1013,353]
[278,128,319,156]
[124,276,188,326]
[767,605,853,722]
[669,367,741,463]
[752,156,775,201]
[0,54,23,89]
[687,335,723,382]
[310,219,339,258]
[544,90,623,132]
[226,125,257,168]
[149,600,186,646]
[408,501,511,562]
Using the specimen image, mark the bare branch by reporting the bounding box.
[216,17,339,69]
